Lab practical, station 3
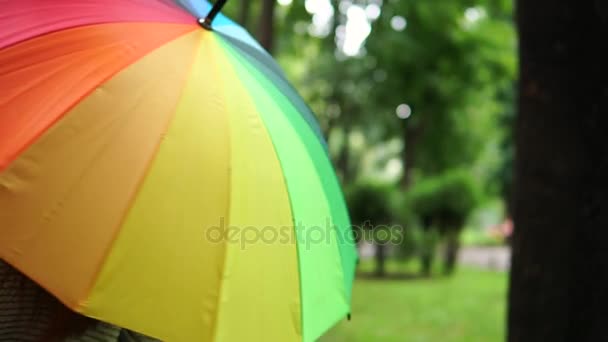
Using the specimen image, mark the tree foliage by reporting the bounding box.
[235,0,516,276]
[406,169,481,230]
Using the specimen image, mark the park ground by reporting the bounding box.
[320,260,507,342]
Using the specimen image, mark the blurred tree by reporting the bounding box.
[508,0,608,340]
[238,0,251,27]
[406,169,481,275]
[366,0,514,275]
[366,0,516,187]
[345,182,396,277]
[277,1,381,182]
[258,0,277,53]
[272,0,516,277]
[279,0,515,191]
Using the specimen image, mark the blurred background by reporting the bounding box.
[224,0,516,340]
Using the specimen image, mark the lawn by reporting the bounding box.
[320,266,507,342]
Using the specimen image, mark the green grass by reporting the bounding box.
[320,267,507,342]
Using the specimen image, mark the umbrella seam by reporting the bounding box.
[208,34,233,342]
[75,29,202,313]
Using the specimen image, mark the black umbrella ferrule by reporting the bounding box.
[199,0,228,31]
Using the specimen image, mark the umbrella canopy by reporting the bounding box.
[0,1,357,341]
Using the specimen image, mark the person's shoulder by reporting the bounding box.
[65,322,161,342]
[64,321,120,342]
[118,329,162,342]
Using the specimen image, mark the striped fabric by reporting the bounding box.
[0,261,51,340]
[0,260,157,341]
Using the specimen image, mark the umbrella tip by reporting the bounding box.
[199,0,228,31]
[198,17,213,30]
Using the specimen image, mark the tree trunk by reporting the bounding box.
[401,120,421,189]
[419,221,435,277]
[336,122,351,183]
[375,243,386,277]
[258,0,276,54]
[508,1,608,341]
[443,230,460,276]
[420,250,432,277]
[238,0,251,27]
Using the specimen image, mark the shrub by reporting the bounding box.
[406,168,481,231]
[405,169,482,275]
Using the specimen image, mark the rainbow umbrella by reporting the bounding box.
[0,1,356,341]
